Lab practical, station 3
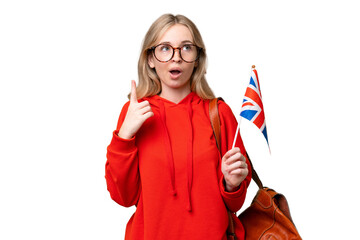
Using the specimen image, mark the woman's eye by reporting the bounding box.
[182,45,192,51]
[160,45,171,52]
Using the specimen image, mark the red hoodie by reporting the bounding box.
[105,92,251,240]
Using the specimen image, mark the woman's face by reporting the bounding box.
[148,24,196,95]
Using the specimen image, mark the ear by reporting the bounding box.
[148,54,155,68]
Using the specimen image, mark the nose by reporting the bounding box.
[172,48,182,62]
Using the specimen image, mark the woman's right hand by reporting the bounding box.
[118,80,154,139]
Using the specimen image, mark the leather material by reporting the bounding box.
[238,188,301,240]
[209,97,222,151]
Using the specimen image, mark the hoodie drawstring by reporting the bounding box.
[158,95,194,212]
[186,99,194,212]
[159,102,177,197]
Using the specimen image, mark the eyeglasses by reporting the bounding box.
[150,43,202,63]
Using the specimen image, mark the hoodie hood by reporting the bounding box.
[143,92,201,212]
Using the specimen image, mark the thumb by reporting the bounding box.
[130,80,138,103]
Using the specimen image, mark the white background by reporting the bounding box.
[1,0,359,239]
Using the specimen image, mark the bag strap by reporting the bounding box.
[209,97,222,150]
[209,98,236,240]
[208,98,263,189]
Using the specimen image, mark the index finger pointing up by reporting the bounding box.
[130,80,138,103]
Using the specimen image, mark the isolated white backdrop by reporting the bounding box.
[1,0,359,239]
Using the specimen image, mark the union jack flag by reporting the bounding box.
[240,67,269,147]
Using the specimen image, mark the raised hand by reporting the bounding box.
[118,80,154,139]
[221,147,249,192]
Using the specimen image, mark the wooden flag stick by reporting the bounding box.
[232,116,242,149]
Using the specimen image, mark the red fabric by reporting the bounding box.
[105,92,251,240]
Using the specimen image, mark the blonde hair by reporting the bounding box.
[134,14,215,100]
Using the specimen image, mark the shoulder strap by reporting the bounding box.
[209,98,222,153]
[209,98,263,189]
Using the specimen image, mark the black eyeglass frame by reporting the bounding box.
[149,44,202,63]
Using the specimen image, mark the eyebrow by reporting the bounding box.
[158,40,194,45]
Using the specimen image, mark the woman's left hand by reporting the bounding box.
[221,147,249,192]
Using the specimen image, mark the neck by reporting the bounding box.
[160,86,191,104]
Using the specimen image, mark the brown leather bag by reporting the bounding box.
[209,98,302,240]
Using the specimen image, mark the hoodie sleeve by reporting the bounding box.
[217,100,252,213]
[105,101,141,207]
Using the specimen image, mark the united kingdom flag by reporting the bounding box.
[240,66,269,147]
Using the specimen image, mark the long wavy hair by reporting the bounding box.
[134,14,215,100]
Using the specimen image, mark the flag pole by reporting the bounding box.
[232,65,256,149]
[231,117,241,149]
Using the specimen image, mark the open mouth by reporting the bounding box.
[170,70,181,74]
[169,69,182,78]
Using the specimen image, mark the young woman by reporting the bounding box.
[105,14,251,240]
